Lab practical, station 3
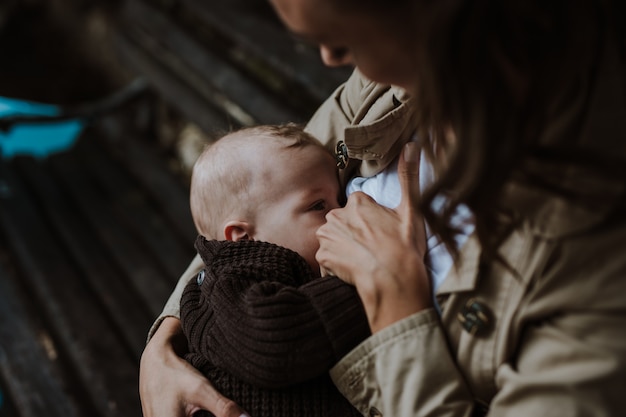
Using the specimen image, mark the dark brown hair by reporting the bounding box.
[338,0,624,260]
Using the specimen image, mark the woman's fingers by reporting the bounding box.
[139,317,250,417]
[316,191,432,331]
[397,141,427,256]
[187,376,250,417]
[316,192,382,281]
[315,141,433,332]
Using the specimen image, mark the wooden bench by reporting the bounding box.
[0,1,351,416]
[115,0,351,132]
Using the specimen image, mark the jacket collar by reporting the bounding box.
[342,85,418,178]
[436,234,481,296]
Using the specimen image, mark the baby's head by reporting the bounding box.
[190,124,340,273]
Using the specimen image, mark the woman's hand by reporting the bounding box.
[139,317,250,417]
[316,142,432,333]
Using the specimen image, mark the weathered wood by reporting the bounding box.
[0,260,82,417]
[97,128,198,246]
[11,153,155,358]
[74,134,193,283]
[116,0,352,131]
[115,27,241,136]
[0,160,142,416]
[179,0,351,107]
[45,147,176,318]
[0,115,204,414]
[119,0,304,127]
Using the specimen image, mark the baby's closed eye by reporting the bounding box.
[308,200,327,211]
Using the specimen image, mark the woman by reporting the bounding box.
[140,0,626,416]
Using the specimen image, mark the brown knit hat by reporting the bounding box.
[181,237,369,417]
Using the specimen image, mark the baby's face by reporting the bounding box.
[252,145,341,274]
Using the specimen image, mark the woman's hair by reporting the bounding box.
[190,123,324,238]
[422,0,626,260]
[339,0,624,260]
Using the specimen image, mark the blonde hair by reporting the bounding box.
[190,123,325,238]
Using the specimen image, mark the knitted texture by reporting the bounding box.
[181,237,369,417]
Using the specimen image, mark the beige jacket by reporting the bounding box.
[328,41,626,416]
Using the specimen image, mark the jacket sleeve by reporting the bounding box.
[203,275,370,389]
[330,309,476,417]
[146,254,204,342]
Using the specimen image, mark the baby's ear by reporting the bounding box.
[223,220,253,242]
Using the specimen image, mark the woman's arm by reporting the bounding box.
[139,317,249,417]
[140,255,249,417]
[146,254,204,341]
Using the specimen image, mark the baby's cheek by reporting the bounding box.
[302,238,321,270]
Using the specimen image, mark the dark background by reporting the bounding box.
[0,0,131,104]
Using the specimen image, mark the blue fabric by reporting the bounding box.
[0,96,84,158]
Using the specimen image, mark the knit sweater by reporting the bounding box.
[180,236,370,417]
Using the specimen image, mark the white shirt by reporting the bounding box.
[346,147,474,294]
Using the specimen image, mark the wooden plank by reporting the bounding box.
[0,161,142,417]
[121,0,304,126]
[0,375,20,417]
[74,133,195,282]
[11,152,155,359]
[96,128,198,247]
[114,31,239,137]
[179,0,352,107]
[44,148,175,318]
[0,258,82,417]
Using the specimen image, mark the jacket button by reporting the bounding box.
[196,270,205,285]
[457,298,492,335]
[335,140,349,169]
[368,407,382,417]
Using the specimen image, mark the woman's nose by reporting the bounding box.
[319,45,353,67]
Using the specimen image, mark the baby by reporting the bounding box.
[180,124,369,417]
[181,123,471,417]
